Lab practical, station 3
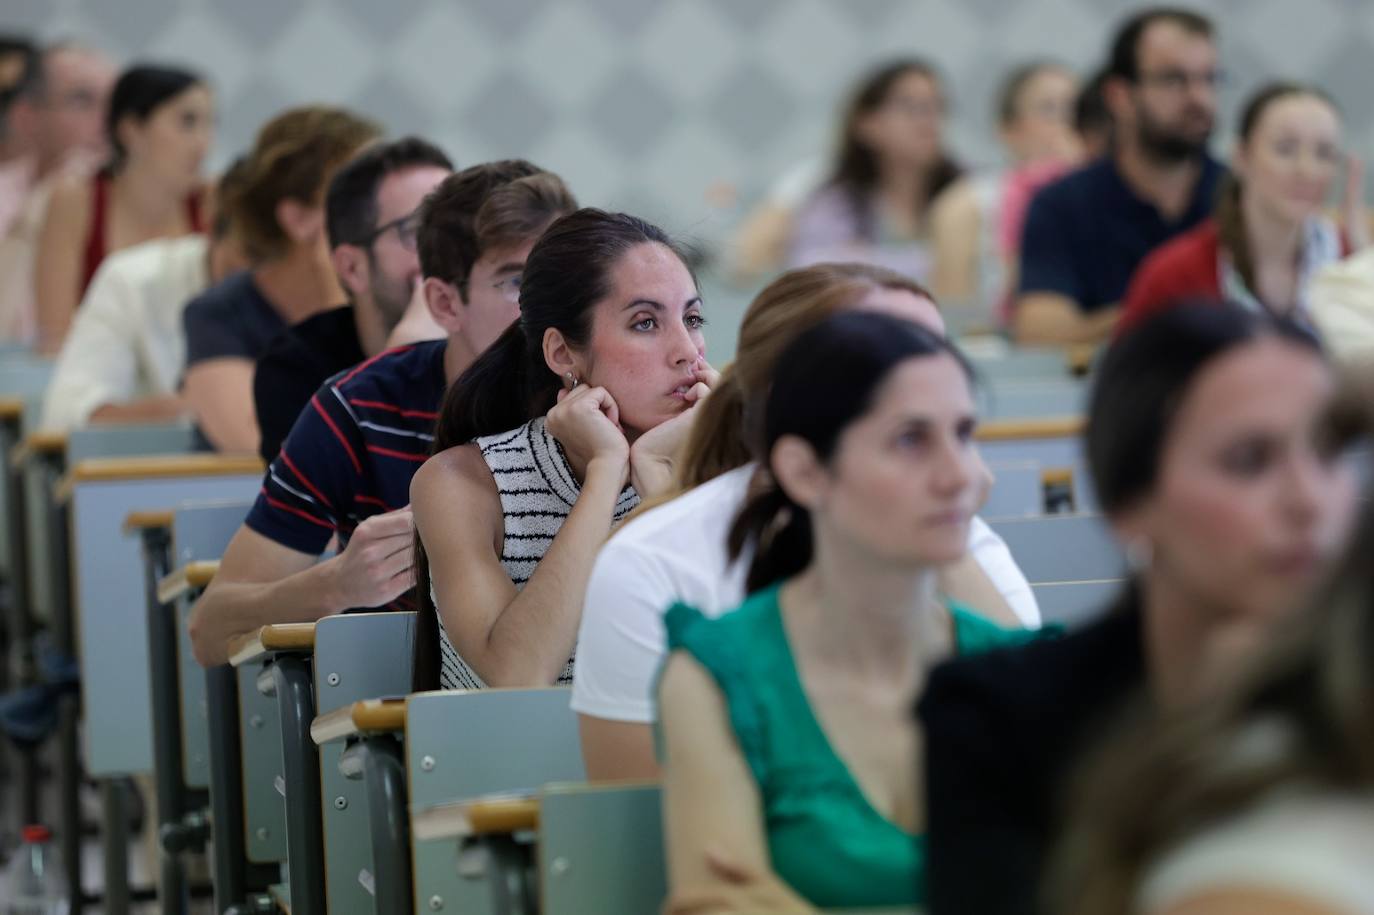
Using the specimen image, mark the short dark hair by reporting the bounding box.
[415,159,575,290]
[1107,7,1214,81]
[1075,67,1113,139]
[209,155,251,241]
[324,136,453,249]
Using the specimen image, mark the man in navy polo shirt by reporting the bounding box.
[189,161,578,666]
[1014,8,1224,345]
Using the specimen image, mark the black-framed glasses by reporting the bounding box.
[353,210,421,252]
[1135,68,1227,93]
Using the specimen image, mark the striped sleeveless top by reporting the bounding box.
[436,417,640,689]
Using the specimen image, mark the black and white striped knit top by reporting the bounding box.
[436,416,640,690]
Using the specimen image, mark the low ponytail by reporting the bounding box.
[727,480,815,593]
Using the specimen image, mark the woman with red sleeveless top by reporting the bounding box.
[33,64,211,353]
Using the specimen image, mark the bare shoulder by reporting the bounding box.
[45,173,94,224]
[930,176,979,225]
[411,444,496,501]
[658,653,725,721]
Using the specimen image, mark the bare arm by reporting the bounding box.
[188,512,414,666]
[89,396,190,425]
[414,444,628,687]
[33,178,90,355]
[1013,292,1119,346]
[1154,890,1347,915]
[929,180,983,308]
[579,717,659,782]
[182,357,260,453]
[660,654,815,913]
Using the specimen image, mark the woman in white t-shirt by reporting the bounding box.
[573,262,1041,780]
[1051,382,1374,915]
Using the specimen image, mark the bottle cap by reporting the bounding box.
[21,824,52,843]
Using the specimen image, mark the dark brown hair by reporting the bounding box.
[410,208,690,692]
[828,58,962,241]
[415,159,575,292]
[223,106,381,263]
[1214,82,1339,301]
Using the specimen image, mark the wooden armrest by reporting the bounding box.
[123,509,176,537]
[228,622,316,667]
[156,560,221,605]
[56,453,264,503]
[1040,467,1075,487]
[0,397,23,422]
[1066,342,1098,376]
[977,417,1083,442]
[411,793,539,841]
[11,429,67,468]
[311,698,407,745]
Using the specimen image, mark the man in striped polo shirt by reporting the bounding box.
[188,160,578,667]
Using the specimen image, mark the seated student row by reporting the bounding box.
[182,167,1363,906]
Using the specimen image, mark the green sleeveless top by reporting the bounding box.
[661,583,1048,909]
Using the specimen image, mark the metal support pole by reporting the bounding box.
[271,655,325,915]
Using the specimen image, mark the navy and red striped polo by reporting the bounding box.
[244,340,447,558]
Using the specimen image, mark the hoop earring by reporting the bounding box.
[564,372,579,390]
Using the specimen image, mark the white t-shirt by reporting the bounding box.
[571,463,1041,723]
[40,235,208,431]
[1140,789,1374,914]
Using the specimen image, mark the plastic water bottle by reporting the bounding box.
[4,825,69,915]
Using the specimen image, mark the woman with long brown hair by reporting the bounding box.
[573,262,1040,782]
[1051,378,1374,915]
[786,59,962,280]
[1121,82,1364,332]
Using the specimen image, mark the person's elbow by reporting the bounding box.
[187,593,230,667]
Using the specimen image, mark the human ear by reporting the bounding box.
[275,198,324,245]
[329,244,369,300]
[542,327,584,383]
[422,277,463,334]
[771,436,828,510]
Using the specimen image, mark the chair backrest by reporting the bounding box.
[171,501,254,788]
[986,514,1124,584]
[314,612,415,716]
[540,782,666,915]
[1032,579,1122,628]
[407,688,586,915]
[979,380,1086,420]
[982,461,1043,518]
[173,500,252,563]
[71,468,261,775]
[66,422,203,463]
[406,688,585,809]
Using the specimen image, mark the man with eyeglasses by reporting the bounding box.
[1013,8,1223,346]
[188,161,578,668]
[252,137,453,461]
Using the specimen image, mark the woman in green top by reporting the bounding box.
[658,311,1043,912]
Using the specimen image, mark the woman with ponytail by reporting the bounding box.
[410,208,714,691]
[574,263,1039,782]
[1121,82,1361,333]
[657,312,1041,912]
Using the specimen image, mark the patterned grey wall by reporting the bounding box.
[7,0,1374,255]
